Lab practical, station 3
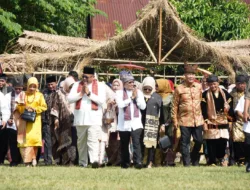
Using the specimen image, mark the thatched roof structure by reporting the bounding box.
[209,39,250,57]
[1,0,250,77]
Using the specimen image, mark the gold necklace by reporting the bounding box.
[26,93,36,104]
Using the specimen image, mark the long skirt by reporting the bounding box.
[20,147,38,163]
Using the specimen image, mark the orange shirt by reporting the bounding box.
[171,82,204,127]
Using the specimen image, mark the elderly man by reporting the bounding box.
[5,77,23,166]
[229,75,248,166]
[42,75,58,165]
[68,67,106,168]
[116,73,146,169]
[201,75,234,166]
[243,76,250,172]
[172,62,204,166]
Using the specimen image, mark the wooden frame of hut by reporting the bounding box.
[1,0,250,82]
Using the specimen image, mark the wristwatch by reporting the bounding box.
[87,92,91,97]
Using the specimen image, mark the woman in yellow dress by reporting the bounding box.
[16,77,47,167]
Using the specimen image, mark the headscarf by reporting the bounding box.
[112,79,123,91]
[63,76,75,93]
[142,77,155,98]
[27,77,39,92]
[156,79,173,99]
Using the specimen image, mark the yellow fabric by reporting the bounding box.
[16,91,47,147]
[156,79,172,99]
[27,77,39,92]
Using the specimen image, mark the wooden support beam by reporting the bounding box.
[158,7,163,64]
[92,58,211,65]
[161,37,185,62]
[97,73,228,79]
[4,71,70,75]
[137,28,158,63]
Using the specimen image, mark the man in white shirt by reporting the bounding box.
[0,90,11,165]
[235,95,250,172]
[242,77,250,172]
[68,67,106,168]
[116,73,146,169]
[5,77,23,166]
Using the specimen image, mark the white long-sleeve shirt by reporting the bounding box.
[5,92,21,130]
[67,81,106,126]
[235,95,250,133]
[0,92,10,125]
[116,89,146,131]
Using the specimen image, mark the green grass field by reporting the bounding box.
[0,164,249,190]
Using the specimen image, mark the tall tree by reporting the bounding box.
[170,0,250,41]
[0,0,105,53]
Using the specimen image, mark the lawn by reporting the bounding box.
[0,164,249,190]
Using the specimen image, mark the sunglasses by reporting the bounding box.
[143,88,153,91]
[14,87,23,91]
[127,81,134,84]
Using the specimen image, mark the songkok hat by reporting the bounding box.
[13,76,24,87]
[0,73,7,81]
[83,67,95,74]
[184,62,198,74]
[46,75,57,83]
[236,75,247,83]
[207,75,219,83]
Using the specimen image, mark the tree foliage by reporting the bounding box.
[0,0,105,53]
[169,0,250,41]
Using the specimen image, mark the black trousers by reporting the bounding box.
[42,124,52,165]
[180,126,203,166]
[119,128,142,168]
[0,127,8,164]
[6,128,21,165]
[206,138,227,165]
[244,132,250,163]
[233,142,245,162]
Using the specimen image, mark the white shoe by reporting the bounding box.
[32,159,37,167]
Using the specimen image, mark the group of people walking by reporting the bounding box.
[0,63,250,173]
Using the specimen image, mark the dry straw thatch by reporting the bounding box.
[1,0,250,77]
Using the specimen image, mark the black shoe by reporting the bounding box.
[92,162,99,169]
[246,163,250,173]
[192,162,199,167]
[10,162,18,167]
[134,163,142,169]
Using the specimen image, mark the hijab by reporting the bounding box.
[156,79,173,99]
[142,77,155,98]
[27,77,39,92]
[112,79,123,91]
[63,76,75,93]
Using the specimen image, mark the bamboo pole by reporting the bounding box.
[93,58,211,65]
[3,72,229,79]
[161,37,185,62]
[57,63,67,85]
[137,28,158,63]
[158,7,163,65]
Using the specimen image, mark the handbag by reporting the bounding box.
[21,109,37,122]
[103,109,114,126]
[159,135,172,150]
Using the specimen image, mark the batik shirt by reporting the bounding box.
[171,82,204,127]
